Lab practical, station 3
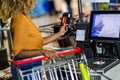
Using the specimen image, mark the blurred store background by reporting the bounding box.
[29,0,120,26]
[29,0,92,26]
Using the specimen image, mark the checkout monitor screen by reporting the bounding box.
[89,11,120,41]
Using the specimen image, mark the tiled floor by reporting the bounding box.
[32,14,62,27]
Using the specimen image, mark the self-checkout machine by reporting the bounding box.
[87,10,120,80]
[76,0,120,80]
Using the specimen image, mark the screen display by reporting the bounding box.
[89,11,120,41]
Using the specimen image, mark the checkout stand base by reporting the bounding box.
[88,57,120,80]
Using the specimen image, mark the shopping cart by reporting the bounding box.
[13,47,90,80]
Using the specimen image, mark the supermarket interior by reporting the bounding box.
[1,0,120,80]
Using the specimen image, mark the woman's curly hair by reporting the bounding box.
[0,0,37,22]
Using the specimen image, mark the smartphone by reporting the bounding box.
[61,12,71,26]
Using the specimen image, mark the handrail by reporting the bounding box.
[13,47,81,66]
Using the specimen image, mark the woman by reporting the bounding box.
[0,0,68,80]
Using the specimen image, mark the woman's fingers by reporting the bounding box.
[44,51,58,59]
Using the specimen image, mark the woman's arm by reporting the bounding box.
[16,25,68,59]
[43,24,68,45]
[16,49,57,59]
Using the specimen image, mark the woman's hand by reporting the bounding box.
[42,24,68,45]
[58,24,68,36]
[43,50,58,59]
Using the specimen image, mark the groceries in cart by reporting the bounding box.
[12,47,91,80]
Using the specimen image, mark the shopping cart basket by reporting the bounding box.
[13,47,90,80]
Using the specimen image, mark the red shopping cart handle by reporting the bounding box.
[13,47,81,66]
